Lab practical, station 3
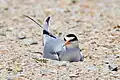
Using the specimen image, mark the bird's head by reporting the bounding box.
[64,34,79,48]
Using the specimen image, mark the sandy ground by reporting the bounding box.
[0,0,120,80]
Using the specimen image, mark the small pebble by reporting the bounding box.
[108,65,118,71]
[69,74,79,78]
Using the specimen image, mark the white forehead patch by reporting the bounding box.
[64,36,75,41]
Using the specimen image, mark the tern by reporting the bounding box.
[24,15,65,60]
[59,34,84,62]
[24,15,84,62]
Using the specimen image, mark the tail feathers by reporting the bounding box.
[44,16,50,31]
[43,16,56,45]
[43,16,56,38]
[46,16,50,25]
[24,15,55,45]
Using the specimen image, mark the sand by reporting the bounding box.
[0,0,120,80]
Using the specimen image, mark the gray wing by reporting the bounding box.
[59,48,84,62]
[43,17,67,60]
[43,38,66,60]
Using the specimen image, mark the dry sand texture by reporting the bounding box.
[0,0,120,80]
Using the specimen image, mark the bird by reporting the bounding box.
[58,34,84,62]
[24,15,66,60]
[24,15,84,62]
[42,17,66,60]
[43,18,84,61]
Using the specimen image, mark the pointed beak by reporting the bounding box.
[64,40,71,46]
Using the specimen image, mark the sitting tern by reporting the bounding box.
[24,15,84,62]
[42,17,66,60]
[59,34,84,62]
[24,15,66,60]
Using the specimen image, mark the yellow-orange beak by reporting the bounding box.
[64,41,71,46]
